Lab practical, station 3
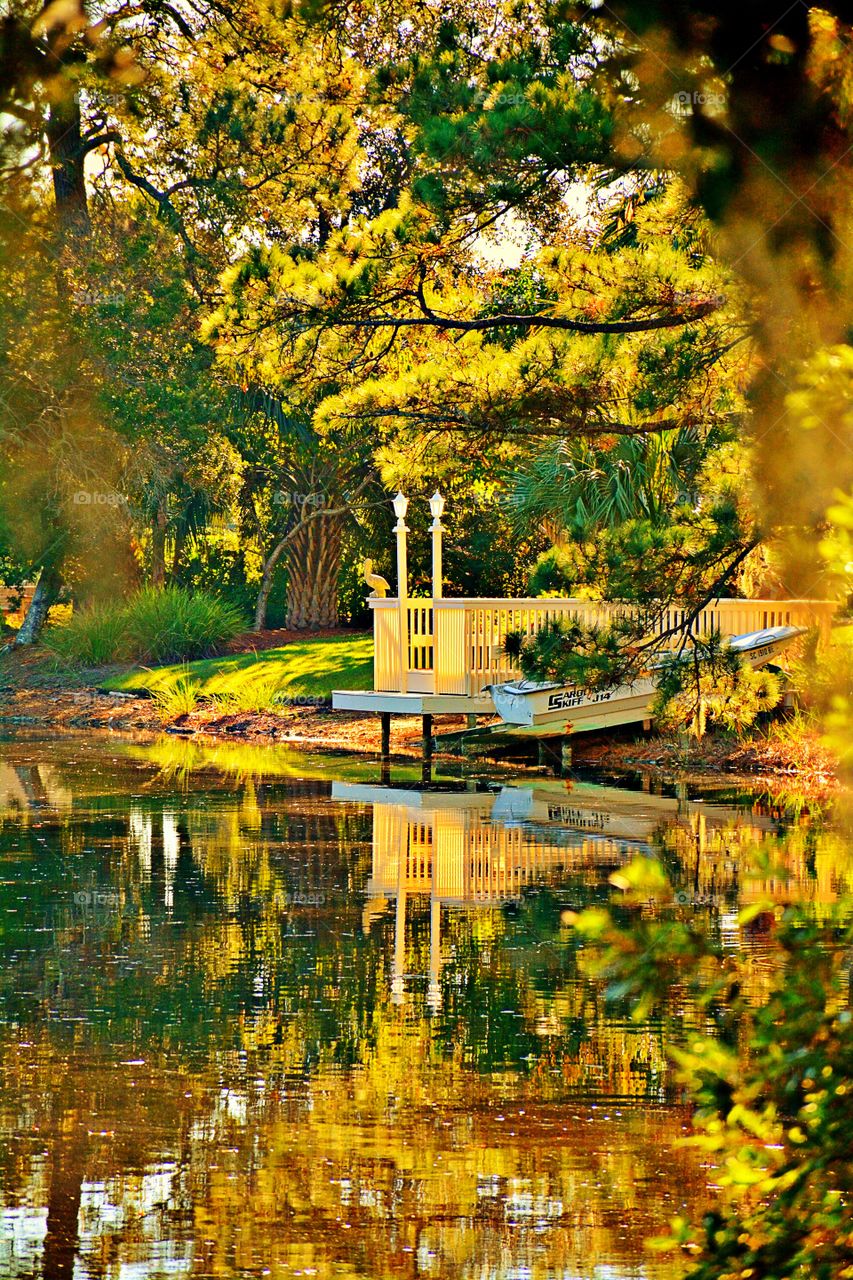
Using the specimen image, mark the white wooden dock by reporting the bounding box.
[332,595,838,722]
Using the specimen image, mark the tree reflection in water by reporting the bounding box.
[0,736,847,1279]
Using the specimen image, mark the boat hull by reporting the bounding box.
[487,625,805,732]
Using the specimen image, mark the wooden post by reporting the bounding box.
[380,712,391,758]
[466,713,478,730]
[430,490,445,600]
[422,714,433,762]
[393,493,409,694]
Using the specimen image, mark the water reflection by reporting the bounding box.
[0,735,849,1280]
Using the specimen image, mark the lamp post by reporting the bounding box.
[429,489,445,600]
[393,491,409,693]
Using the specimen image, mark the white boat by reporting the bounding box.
[486,625,805,733]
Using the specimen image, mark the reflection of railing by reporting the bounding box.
[368,803,626,905]
[371,596,838,697]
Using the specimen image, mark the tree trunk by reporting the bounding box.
[16,91,91,636]
[254,512,345,632]
[13,562,63,646]
[150,500,168,588]
[170,522,187,585]
[45,93,91,241]
[254,554,279,632]
[285,513,343,629]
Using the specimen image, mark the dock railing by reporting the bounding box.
[371,596,839,698]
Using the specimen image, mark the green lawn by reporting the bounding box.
[102,632,373,702]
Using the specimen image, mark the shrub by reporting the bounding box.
[45,587,246,666]
[123,587,245,664]
[571,855,853,1280]
[44,604,130,666]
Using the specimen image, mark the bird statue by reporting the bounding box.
[363,558,391,598]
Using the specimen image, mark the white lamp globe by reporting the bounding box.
[392,491,409,520]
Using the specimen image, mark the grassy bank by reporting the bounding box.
[102,631,373,705]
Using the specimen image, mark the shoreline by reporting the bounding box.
[0,672,841,799]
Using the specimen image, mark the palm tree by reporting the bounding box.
[504,425,725,542]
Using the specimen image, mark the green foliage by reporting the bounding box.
[668,914,853,1280]
[178,536,264,624]
[45,588,245,666]
[503,616,641,689]
[506,427,731,540]
[44,604,130,667]
[527,546,588,597]
[653,639,783,734]
[122,587,246,664]
[569,848,853,1280]
[208,676,288,715]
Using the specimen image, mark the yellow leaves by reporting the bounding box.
[737,900,775,927]
[563,906,611,939]
[610,855,669,897]
[726,1104,777,1142]
[721,1154,769,1186]
[670,1038,738,1084]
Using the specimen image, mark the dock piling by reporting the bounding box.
[422,715,433,762]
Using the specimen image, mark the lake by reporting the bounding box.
[0,733,849,1280]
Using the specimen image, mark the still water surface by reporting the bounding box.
[0,734,849,1280]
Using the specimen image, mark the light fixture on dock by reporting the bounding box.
[392,491,409,522]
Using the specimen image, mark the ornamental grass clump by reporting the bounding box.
[44,604,131,667]
[150,668,202,721]
[45,587,245,666]
[123,587,244,664]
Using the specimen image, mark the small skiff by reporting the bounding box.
[486,624,805,732]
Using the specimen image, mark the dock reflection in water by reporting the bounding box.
[0,736,849,1280]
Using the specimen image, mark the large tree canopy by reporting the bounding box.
[1,0,852,653]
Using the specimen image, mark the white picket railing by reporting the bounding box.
[371,596,838,698]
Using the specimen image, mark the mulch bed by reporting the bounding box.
[219,626,365,654]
